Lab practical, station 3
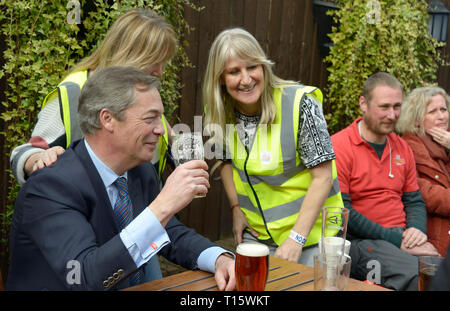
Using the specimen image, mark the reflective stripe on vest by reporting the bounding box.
[42,70,88,148]
[229,85,344,246]
[158,115,169,179]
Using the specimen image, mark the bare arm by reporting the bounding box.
[275,160,333,262]
[220,162,259,245]
[149,160,210,227]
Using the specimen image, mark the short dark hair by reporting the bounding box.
[362,72,403,104]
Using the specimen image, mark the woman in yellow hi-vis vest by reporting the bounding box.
[203,28,344,266]
[11,9,173,186]
[9,9,177,282]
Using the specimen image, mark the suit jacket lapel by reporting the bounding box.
[73,139,147,229]
[127,168,146,219]
[72,140,119,234]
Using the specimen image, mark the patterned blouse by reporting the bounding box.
[234,95,335,169]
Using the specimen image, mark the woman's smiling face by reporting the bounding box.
[221,55,265,115]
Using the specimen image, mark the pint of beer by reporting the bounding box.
[235,242,270,291]
[418,256,443,291]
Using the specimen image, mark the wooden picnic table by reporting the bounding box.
[124,256,390,291]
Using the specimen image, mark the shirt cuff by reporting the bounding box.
[14,147,45,185]
[120,207,170,268]
[197,247,235,273]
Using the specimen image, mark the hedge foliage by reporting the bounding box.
[0,0,202,246]
[324,0,445,134]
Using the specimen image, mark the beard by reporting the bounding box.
[363,115,396,136]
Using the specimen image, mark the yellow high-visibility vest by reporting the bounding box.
[228,85,344,246]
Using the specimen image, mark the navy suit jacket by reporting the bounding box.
[7,139,216,290]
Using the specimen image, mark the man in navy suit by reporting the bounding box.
[6,66,235,290]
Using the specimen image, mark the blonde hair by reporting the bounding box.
[202,28,296,145]
[396,86,450,135]
[70,8,177,74]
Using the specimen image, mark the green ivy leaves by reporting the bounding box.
[0,0,201,246]
[324,0,444,134]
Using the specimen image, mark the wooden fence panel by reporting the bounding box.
[176,0,450,242]
[437,0,450,87]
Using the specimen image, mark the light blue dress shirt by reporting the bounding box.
[84,139,228,273]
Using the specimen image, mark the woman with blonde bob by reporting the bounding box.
[11,8,176,185]
[203,28,344,266]
[396,86,450,256]
[10,8,177,282]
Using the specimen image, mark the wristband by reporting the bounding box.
[289,230,307,246]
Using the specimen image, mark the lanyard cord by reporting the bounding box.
[358,121,394,179]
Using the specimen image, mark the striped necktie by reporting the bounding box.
[113,177,133,230]
[113,177,142,285]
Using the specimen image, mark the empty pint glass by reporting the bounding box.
[418,256,443,291]
[314,253,351,291]
[320,207,349,287]
[171,132,205,198]
[320,207,349,258]
[235,242,270,291]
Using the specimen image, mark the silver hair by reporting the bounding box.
[78,66,159,135]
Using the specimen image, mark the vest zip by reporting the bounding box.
[244,145,275,243]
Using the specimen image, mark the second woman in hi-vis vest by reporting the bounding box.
[203,28,344,266]
[9,8,176,282]
[11,9,173,186]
